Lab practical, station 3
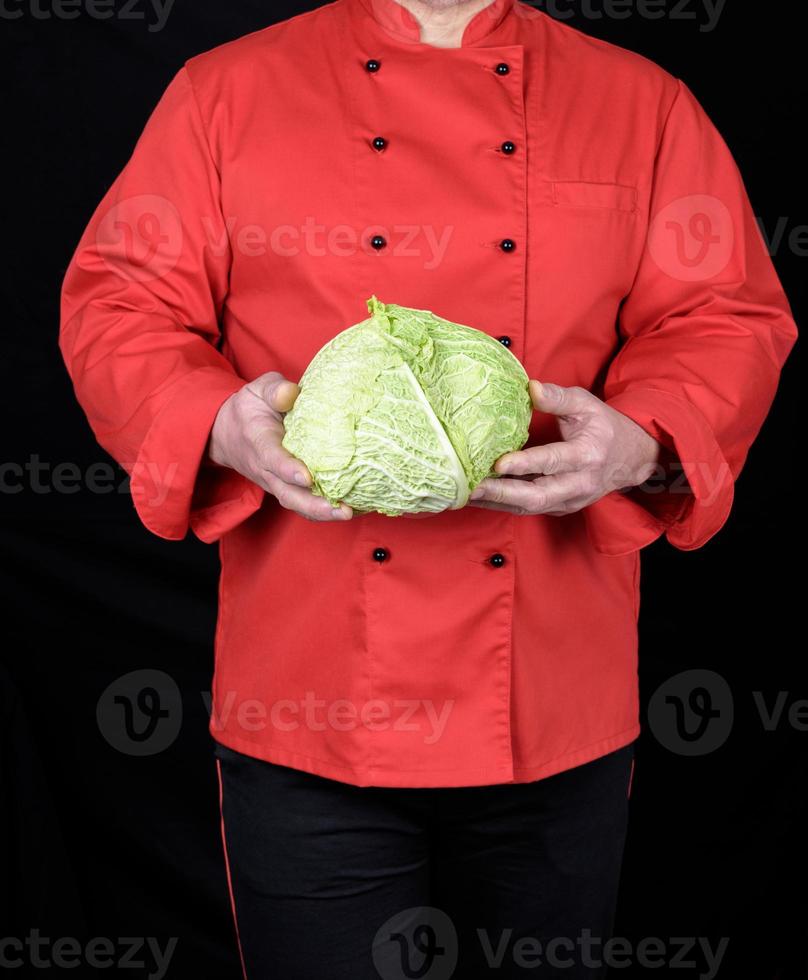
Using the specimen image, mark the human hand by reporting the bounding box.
[468,381,661,516]
[209,371,353,522]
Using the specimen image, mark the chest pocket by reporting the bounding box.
[529,177,641,309]
[551,180,637,213]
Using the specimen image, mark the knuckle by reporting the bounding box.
[252,371,282,401]
[274,487,293,510]
[591,446,608,469]
[530,490,547,512]
[487,481,504,503]
[580,442,606,468]
[255,438,282,474]
[570,385,587,399]
[581,477,601,498]
[578,472,600,496]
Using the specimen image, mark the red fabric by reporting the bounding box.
[60,0,797,787]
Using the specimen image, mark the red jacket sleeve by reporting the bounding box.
[59,66,264,543]
[585,79,797,556]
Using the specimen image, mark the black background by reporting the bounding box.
[0,1,804,977]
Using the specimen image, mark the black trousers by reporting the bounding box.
[215,741,635,980]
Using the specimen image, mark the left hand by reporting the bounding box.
[469,380,661,516]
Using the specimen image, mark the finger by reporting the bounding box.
[265,472,353,522]
[495,441,584,477]
[530,380,594,419]
[247,372,301,414]
[470,473,585,513]
[269,379,301,414]
[468,496,593,516]
[253,420,313,488]
[467,499,527,515]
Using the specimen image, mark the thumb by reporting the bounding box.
[530,380,592,418]
[270,379,301,414]
[249,372,301,414]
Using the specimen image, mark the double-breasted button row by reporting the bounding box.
[366,59,511,75]
[370,137,514,157]
[363,57,519,274]
[372,548,507,567]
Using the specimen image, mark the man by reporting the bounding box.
[59,0,797,975]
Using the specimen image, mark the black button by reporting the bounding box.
[501,141,516,155]
[366,59,381,72]
[370,235,387,250]
[500,238,516,252]
[497,335,512,347]
[372,547,389,562]
[495,62,510,75]
[372,136,387,151]
[489,553,506,568]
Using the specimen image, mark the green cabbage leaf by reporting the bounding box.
[281,297,532,516]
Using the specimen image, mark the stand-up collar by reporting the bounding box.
[350,0,517,47]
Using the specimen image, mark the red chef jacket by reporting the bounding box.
[60,0,797,787]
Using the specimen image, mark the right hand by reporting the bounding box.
[209,372,353,522]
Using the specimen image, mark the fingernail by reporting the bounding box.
[294,472,310,487]
[470,488,485,500]
[531,380,544,400]
[496,459,511,475]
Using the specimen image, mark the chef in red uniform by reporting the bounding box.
[60,0,797,975]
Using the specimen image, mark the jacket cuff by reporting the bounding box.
[585,387,734,556]
[130,367,264,542]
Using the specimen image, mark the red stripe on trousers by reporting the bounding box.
[217,757,249,980]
